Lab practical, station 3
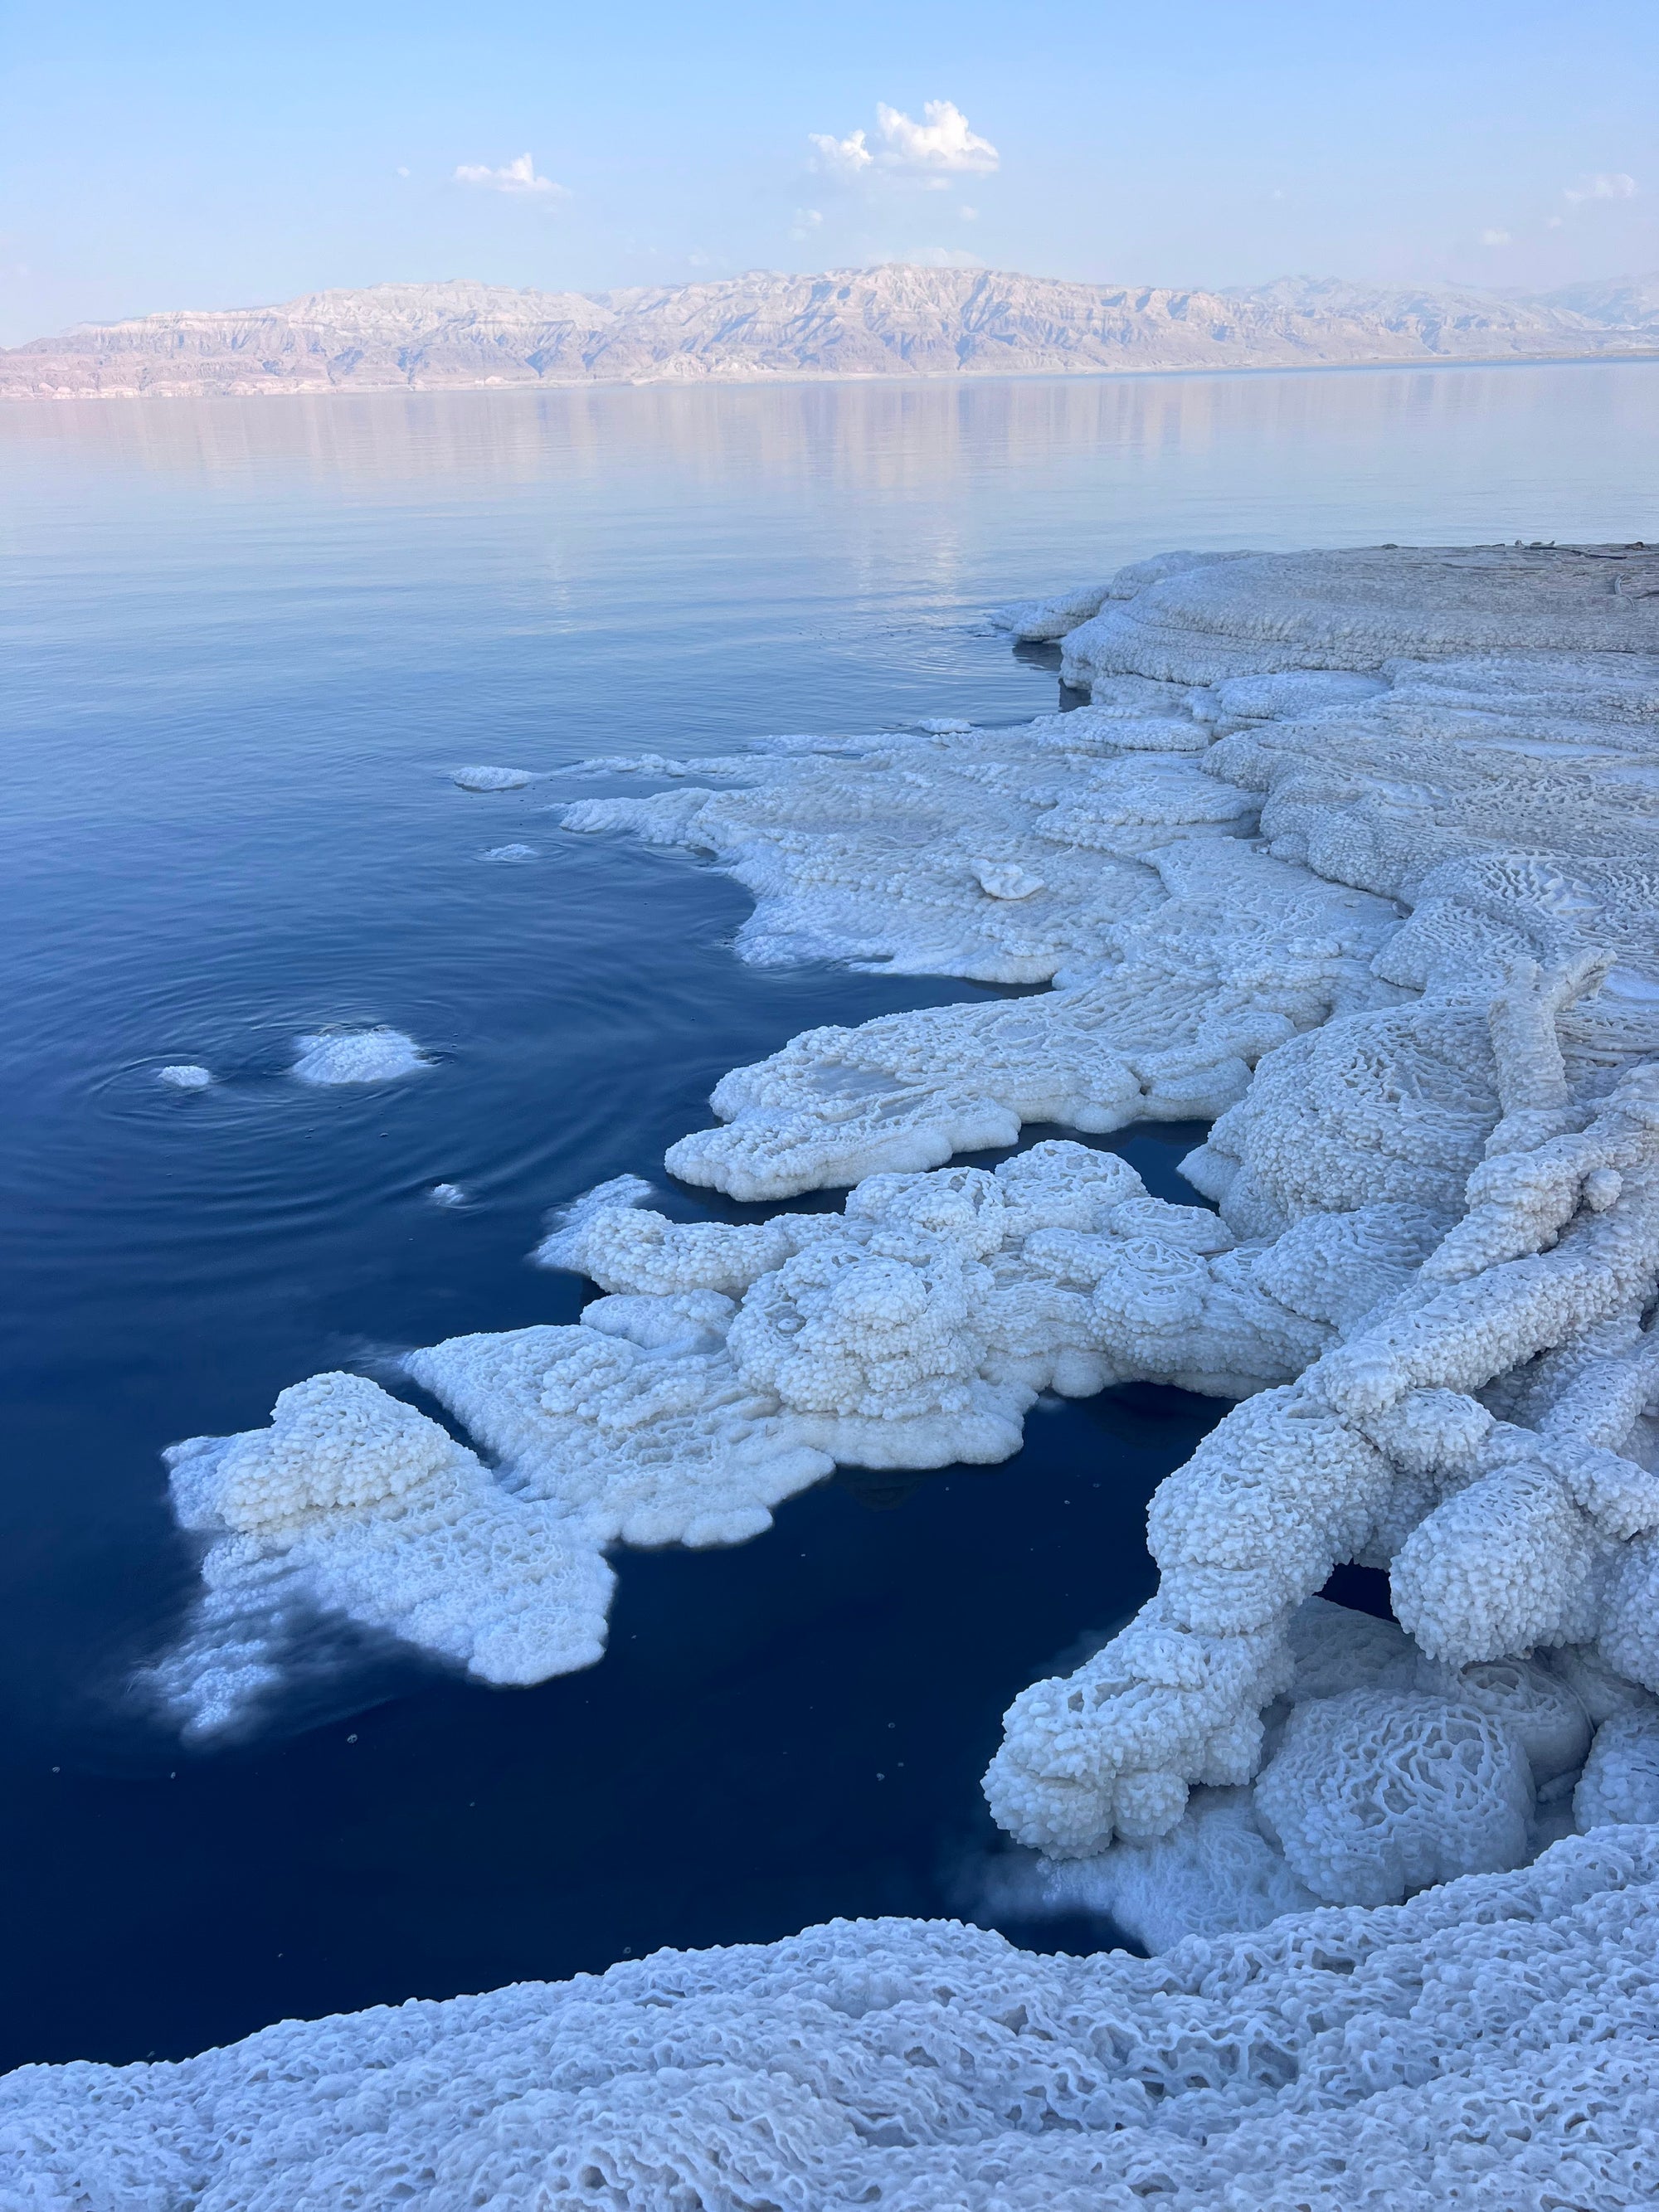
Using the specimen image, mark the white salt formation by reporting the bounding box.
[156,1063,212,1089]
[154,1373,613,1736]
[160,542,1659,1932]
[451,764,533,790]
[8,1830,1659,2208]
[290,1027,429,1084]
[482,841,538,859]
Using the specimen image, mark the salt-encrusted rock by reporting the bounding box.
[1253,1689,1535,1906]
[1414,1654,1591,1785]
[451,764,533,790]
[156,1062,212,1089]
[8,1832,1659,2210]
[290,1027,429,1084]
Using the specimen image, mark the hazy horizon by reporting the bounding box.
[3,0,1654,347]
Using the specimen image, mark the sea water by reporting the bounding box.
[2,360,1655,2067]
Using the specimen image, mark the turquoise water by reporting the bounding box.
[2,359,1655,2066]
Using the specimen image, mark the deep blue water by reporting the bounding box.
[2,362,1656,2069]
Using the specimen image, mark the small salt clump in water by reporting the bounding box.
[157,1064,212,1090]
[291,1028,430,1086]
[430,1184,466,1208]
[482,843,538,861]
[452,766,533,791]
[917,717,972,734]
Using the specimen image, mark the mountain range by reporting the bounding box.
[4,265,1657,400]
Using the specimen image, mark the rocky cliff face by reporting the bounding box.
[4,265,1656,399]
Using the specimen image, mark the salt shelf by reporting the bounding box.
[155,544,1659,1933]
[8,1830,1659,2207]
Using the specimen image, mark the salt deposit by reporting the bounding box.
[156,1063,212,1089]
[429,1182,466,1206]
[158,547,1659,1953]
[290,1027,430,1084]
[451,764,534,790]
[9,1830,1659,2208]
[482,841,538,860]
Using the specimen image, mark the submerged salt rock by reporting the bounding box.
[1254,1689,1534,1906]
[451,765,533,790]
[157,1063,212,1090]
[1575,1708,1659,1828]
[291,1028,429,1085]
[482,843,538,860]
[1034,1787,1319,1951]
[430,1182,466,1207]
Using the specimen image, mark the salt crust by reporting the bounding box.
[155,1063,212,1090]
[160,548,1659,1922]
[289,1028,429,1085]
[8,1830,1659,2210]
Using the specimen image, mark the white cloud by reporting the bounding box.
[1545,214,1564,230]
[1479,227,1511,246]
[959,205,979,221]
[789,207,825,241]
[1563,172,1637,203]
[876,100,999,174]
[810,100,999,187]
[809,129,874,179]
[453,153,567,198]
[396,166,410,179]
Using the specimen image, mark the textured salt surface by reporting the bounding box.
[106,542,1659,2181]
[8,1830,1659,2208]
[290,1028,430,1085]
[155,1063,212,1090]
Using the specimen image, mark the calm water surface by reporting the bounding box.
[2,361,1655,2067]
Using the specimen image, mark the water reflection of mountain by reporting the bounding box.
[7,357,1657,494]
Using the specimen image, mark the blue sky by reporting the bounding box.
[2,0,1655,341]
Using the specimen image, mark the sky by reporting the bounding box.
[2,0,1656,343]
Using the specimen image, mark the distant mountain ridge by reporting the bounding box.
[4,265,1657,400]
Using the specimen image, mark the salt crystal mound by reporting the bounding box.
[11,1831,1659,2210]
[290,1027,430,1085]
[156,1063,212,1089]
[980,1600,1606,1953]
[451,764,534,790]
[150,1373,614,1736]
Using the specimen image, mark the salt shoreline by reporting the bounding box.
[16,541,1659,2202]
